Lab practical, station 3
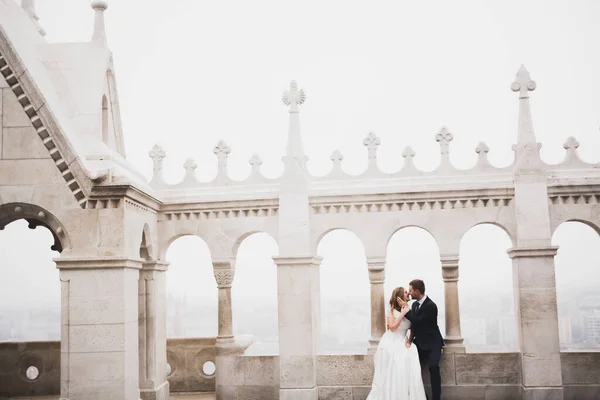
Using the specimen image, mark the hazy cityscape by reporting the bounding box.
[2,287,599,353]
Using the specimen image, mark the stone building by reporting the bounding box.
[1,1,599,399]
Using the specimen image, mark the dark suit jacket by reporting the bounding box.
[404,296,444,350]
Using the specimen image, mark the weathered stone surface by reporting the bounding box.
[318,386,352,400]
[317,355,373,386]
[563,385,600,400]
[522,387,564,400]
[455,353,521,385]
[237,385,279,400]
[561,352,600,384]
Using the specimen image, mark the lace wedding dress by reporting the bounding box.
[366,309,427,400]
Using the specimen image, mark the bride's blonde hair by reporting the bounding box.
[389,287,406,313]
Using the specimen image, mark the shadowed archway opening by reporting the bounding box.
[459,223,516,352]
[0,205,66,397]
[318,229,369,354]
[165,235,217,338]
[553,221,600,350]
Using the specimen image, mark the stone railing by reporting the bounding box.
[1,339,599,399]
[0,338,217,398]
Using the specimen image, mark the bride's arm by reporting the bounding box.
[406,328,415,348]
[387,306,410,332]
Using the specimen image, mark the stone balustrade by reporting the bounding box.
[1,339,599,399]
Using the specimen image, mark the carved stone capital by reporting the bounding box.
[442,266,459,282]
[366,257,385,284]
[272,256,322,267]
[440,254,459,265]
[214,269,235,288]
[507,246,558,259]
[368,268,385,284]
[212,258,235,269]
[142,260,169,271]
[440,254,459,282]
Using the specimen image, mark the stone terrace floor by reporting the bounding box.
[9,393,216,400]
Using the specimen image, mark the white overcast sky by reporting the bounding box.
[1,0,599,340]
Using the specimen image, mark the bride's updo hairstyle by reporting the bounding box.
[389,287,406,313]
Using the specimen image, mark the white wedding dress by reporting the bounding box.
[366,309,427,400]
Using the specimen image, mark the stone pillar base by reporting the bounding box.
[216,335,235,345]
[368,337,380,354]
[140,380,169,400]
[443,336,466,353]
[280,387,318,400]
[522,386,563,400]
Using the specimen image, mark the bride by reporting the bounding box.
[366,287,427,400]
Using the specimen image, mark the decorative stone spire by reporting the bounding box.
[282,80,308,171]
[213,140,231,182]
[435,126,453,165]
[330,150,344,176]
[511,65,542,170]
[363,132,380,171]
[182,158,198,184]
[562,137,582,165]
[249,154,263,176]
[91,1,108,44]
[21,0,46,36]
[400,146,416,173]
[148,145,166,185]
[475,142,491,167]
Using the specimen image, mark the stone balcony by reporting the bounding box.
[1,340,599,399]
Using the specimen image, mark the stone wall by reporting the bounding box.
[1,340,599,399]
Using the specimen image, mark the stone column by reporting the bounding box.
[139,260,169,400]
[273,256,322,400]
[508,246,562,397]
[213,259,235,344]
[440,254,465,352]
[55,256,142,400]
[367,257,386,352]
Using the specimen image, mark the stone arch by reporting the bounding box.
[552,221,600,349]
[314,226,367,253]
[231,231,279,344]
[460,221,516,248]
[159,231,211,260]
[552,218,600,236]
[458,223,516,351]
[139,223,155,261]
[232,230,278,256]
[164,234,216,338]
[0,203,71,253]
[386,226,444,335]
[386,224,440,252]
[318,228,369,352]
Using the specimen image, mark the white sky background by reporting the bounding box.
[1,0,600,344]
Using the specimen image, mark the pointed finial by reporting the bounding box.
[282,81,306,113]
[511,65,536,99]
[21,0,46,36]
[249,154,263,176]
[435,127,454,156]
[148,144,166,185]
[91,1,109,44]
[402,146,415,159]
[182,158,198,184]
[330,150,344,175]
[213,140,231,181]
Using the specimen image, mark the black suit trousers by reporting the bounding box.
[417,345,442,400]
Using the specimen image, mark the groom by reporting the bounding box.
[403,279,444,400]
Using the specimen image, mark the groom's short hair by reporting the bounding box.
[409,279,425,294]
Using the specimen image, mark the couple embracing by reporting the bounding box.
[367,279,444,400]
